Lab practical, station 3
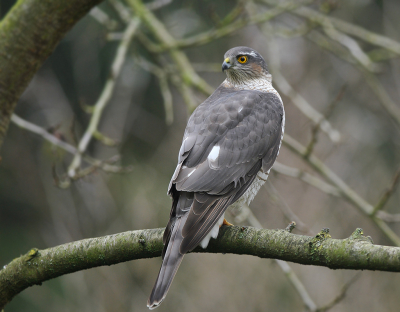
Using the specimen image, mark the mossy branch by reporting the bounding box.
[1,226,400,310]
[0,0,103,150]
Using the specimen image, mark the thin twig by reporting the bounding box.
[217,1,245,27]
[136,57,174,125]
[172,0,314,51]
[272,162,340,196]
[376,211,400,223]
[367,48,398,62]
[265,181,313,234]
[68,17,140,177]
[11,114,78,155]
[128,0,214,96]
[136,32,199,113]
[293,5,400,57]
[360,67,400,127]
[139,0,314,53]
[316,273,360,312]
[229,203,317,311]
[372,168,400,215]
[275,259,318,311]
[261,23,341,143]
[305,29,400,129]
[322,21,379,73]
[260,0,400,57]
[274,20,316,39]
[89,7,118,30]
[109,0,131,23]
[145,0,172,11]
[11,114,130,178]
[283,134,400,247]
[304,85,346,157]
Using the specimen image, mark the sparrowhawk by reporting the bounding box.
[148,46,285,309]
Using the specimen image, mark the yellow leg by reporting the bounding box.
[222,218,234,226]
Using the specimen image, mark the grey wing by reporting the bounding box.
[169,88,283,253]
[171,89,283,195]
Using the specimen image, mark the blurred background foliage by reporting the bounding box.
[1,0,400,311]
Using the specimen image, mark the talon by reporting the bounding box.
[222,218,234,227]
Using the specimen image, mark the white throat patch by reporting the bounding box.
[222,74,282,102]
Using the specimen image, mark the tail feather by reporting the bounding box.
[147,214,188,309]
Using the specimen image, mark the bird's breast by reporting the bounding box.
[230,170,270,209]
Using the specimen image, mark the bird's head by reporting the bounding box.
[222,46,269,84]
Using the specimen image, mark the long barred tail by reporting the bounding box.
[147,213,188,309]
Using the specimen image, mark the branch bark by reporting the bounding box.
[0,0,103,150]
[1,225,400,310]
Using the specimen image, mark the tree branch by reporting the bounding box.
[283,134,400,247]
[1,225,400,310]
[0,0,103,150]
[261,23,341,143]
[67,17,140,177]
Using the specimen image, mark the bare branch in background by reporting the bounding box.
[304,85,346,157]
[292,5,400,57]
[11,114,132,188]
[269,3,400,128]
[11,114,78,155]
[275,259,318,312]
[229,189,316,310]
[272,162,340,196]
[109,0,132,23]
[136,57,174,125]
[128,0,214,95]
[174,0,313,51]
[322,21,380,73]
[283,134,400,247]
[68,17,140,177]
[89,7,118,30]
[140,0,314,53]
[376,211,400,223]
[264,181,313,234]
[373,168,400,215]
[316,273,360,312]
[145,0,172,11]
[261,22,341,143]
[305,29,400,127]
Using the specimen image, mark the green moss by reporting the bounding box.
[25,248,39,262]
[309,228,331,260]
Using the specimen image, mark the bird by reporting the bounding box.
[147,46,285,309]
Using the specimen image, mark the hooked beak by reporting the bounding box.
[222,57,231,72]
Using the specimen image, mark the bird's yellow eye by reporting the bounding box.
[237,55,248,64]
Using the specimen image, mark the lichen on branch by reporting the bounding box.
[1,225,399,310]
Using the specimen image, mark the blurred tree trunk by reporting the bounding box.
[0,0,103,150]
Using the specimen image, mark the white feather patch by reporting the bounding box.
[208,145,220,161]
[199,214,224,249]
[237,51,258,57]
[208,145,220,169]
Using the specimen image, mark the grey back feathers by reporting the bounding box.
[147,47,284,309]
[174,88,282,194]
